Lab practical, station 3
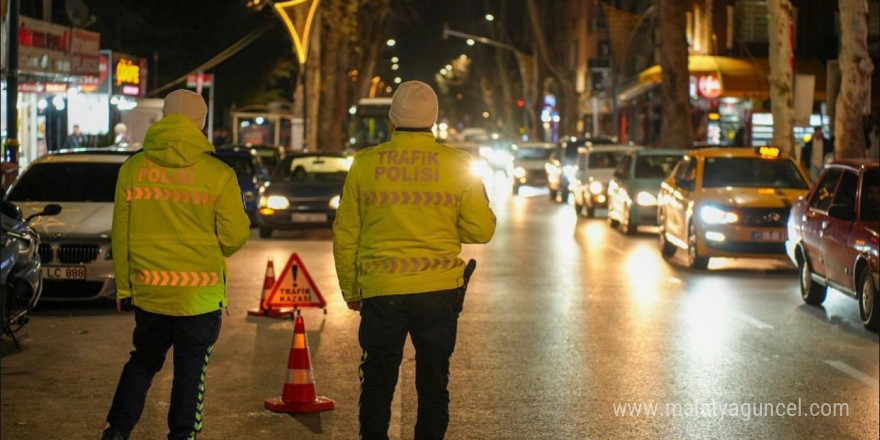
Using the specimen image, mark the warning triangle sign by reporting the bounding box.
[263,253,326,310]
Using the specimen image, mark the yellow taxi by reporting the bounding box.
[657,146,811,269]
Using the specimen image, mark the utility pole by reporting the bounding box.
[5,0,20,163]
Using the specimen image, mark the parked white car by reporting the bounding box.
[5,149,133,301]
[570,144,642,217]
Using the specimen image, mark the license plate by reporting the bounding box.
[42,266,86,280]
[751,231,786,242]
[292,213,327,223]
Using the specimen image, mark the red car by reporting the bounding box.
[786,160,879,330]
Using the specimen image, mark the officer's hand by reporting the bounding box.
[346,301,362,312]
[116,301,125,313]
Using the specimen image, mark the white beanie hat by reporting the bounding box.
[389,81,438,128]
[163,89,208,130]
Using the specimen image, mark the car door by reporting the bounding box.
[823,170,859,290]
[802,168,843,278]
[667,157,696,243]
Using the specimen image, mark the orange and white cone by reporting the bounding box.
[248,257,276,316]
[248,258,291,317]
[264,314,335,413]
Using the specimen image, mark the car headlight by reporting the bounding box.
[264,195,290,210]
[635,191,658,206]
[589,181,603,194]
[470,160,489,177]
[699,205,739,224]
[513,167,526,178]
[328,195,341,210]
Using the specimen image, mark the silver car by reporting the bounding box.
[5,150,132,301]
[570,144,642,217]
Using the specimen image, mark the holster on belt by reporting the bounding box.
[457,259,477,315]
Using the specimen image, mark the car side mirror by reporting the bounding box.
[26,203,62,222]
[827,204,854,222]
[676,178,694,192]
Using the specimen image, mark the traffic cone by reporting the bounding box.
[264,314,335,413]
[248,258,291,317]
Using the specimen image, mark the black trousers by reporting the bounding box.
[106,308,221,440]
[358,289,459,440]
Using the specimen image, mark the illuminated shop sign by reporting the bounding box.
[696,74,723,99]
[110,52,148,97]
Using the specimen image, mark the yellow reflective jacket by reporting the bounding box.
[112,114,250,316]
[333,130,496,302]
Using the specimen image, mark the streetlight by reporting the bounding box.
[485,14,495,22]
[386,39,396,47]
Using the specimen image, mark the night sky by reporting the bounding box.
[26,0,520,122]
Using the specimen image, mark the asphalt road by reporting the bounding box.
[2,172,878,440]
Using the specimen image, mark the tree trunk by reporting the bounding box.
[767,0,795,155]
[486,0,517,139]
[306,15,322,150]
[525,0,577,140]
[318,4,342,151]
[656,0,692,149]
[835,0,874,159]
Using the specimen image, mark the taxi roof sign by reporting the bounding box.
[262,253,326,310]
[756,146,781,158]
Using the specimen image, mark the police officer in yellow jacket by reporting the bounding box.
[334,81,496,440]
[102,90,250,440]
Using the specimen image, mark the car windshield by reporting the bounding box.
[862,169,880,222]
[218,155,255,176]
[702,157,808,189]
[634,154,682,178]
[515,147,553,161]
[8,162,121,202]
[277,156,349,182]
[589,152,620,169]
[255,149,278,168]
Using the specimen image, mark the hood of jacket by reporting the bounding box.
[142,114,215,168]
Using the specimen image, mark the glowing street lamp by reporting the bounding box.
[386,39,397,47]
[485,14,495,22]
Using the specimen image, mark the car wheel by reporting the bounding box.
[259,226,273,239]
[559,187,570,204]
[621,205,635,235]
[857,267,879,331]
[658,212,676,259]
[798,249,826,305]
[607,207,620,227]
[687,222,709,270]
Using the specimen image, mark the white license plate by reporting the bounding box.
[42,266,86,280]
[751,231,786,242]
[292,213,327,223]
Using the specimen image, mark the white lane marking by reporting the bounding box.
[823,360,880,390]
[390,365,403,440]
[390,341,414,440]
[728,311,774,330]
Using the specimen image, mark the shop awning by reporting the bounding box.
[632,55,826,101]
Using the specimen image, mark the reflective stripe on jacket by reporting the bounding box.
[333,131,496,302]
[112,114,250,316]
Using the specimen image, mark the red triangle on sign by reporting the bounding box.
[262,253,326,310]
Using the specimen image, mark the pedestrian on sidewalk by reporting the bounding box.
[64,124,86,149]
[102,89,250,440]
[333,80,497,440]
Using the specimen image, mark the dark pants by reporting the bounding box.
[106,308,221,440]
[358,289,459,440]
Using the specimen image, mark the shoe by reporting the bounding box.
[101,427,125,440]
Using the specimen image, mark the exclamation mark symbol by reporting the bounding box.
[292,265,298,287]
